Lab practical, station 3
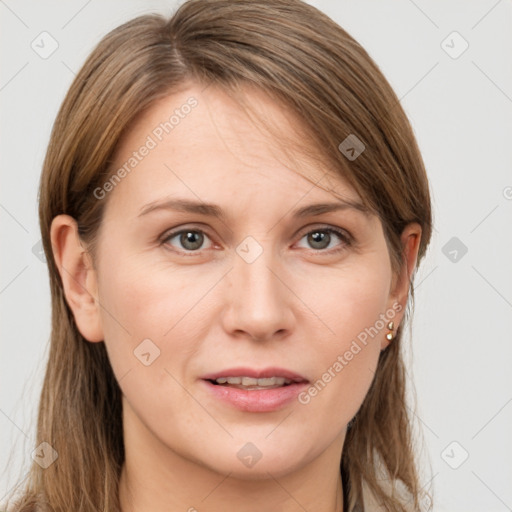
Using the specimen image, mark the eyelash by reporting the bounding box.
[159,225,353,256]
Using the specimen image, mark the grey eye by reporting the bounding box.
[164,229,212,252]
[296,227,349,252]
[306,231,332,250]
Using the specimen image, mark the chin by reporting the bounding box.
[213,458,305,481]
[194,440,312,480]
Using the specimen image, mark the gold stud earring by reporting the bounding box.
[386,321,395,341]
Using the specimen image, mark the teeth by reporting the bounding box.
[214,376,292,387]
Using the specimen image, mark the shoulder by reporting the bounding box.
[356,477,416,512]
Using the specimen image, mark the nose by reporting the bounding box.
[221,244,295,342]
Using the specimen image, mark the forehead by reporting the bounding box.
[104,82,361,217]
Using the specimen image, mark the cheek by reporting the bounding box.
[95,260,207,429]
[95,252,217,379]
[296,260,391,422]
[312,257,392,344]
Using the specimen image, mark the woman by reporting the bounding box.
[3,0,433,510]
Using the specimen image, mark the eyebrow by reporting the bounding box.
[138,199,369,220]
[138,197,369,220]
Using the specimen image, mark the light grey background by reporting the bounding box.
[1,1,511,510]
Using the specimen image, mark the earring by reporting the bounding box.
[386,321,395,341]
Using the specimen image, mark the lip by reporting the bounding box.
[200,366,308,382]
[200,367,309,413]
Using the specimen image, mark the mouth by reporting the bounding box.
[207,375,298,390]
[201,367,308,389]
[200,367,309,412]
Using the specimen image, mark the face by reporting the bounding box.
[59,82,412,479]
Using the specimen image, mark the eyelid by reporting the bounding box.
[295,223,352,242]
[160,223,353,254]
[293,224,353,253]
[159,224,216,250]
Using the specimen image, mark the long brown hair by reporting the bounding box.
[3,1,433,510]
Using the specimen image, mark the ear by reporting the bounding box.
[50,214,104,342]
[381,222,422,350]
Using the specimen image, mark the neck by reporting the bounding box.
[118,404,345,512]
[120,466,343,512]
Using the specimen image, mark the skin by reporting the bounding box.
[51,82,421,512]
